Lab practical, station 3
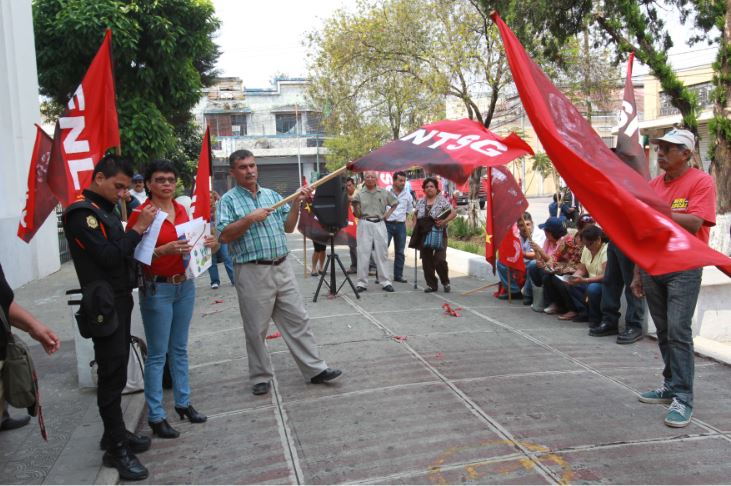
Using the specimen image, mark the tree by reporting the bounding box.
[33,0,220,185]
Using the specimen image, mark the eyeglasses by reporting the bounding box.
[152,176,176,185]
[653,142,683,153]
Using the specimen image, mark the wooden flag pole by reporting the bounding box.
[270,166,347,210]
[461,281,499,296]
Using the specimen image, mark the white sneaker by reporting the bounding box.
[210,282,220,289]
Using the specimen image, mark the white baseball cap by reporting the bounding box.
[651,129,695,151]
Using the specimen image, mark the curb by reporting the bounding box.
[93,391,147,485]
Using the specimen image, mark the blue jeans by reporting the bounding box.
[208,243,235,286]
[641,268,702,407]
[497,260,523,294]
[600,242,645,329]
[386,221,406,280]
[139,279,196,422]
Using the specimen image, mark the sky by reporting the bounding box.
[211,0,356,88]
[210,0,718,88]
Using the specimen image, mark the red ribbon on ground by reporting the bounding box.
[442,303,462,317]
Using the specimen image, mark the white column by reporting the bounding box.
[0,0,60,288]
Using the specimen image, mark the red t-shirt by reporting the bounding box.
[649,167,716,244]
[128,200,189,276]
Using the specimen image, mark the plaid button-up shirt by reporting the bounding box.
[217,184,291,263]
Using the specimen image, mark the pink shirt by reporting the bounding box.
[649,167,716,244]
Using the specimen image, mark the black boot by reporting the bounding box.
[174,404,207,423]
[99,430,151,453]
[149,419,179,438]
[0,410,31,431]
[102,442,148,481]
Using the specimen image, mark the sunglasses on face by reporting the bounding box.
[152,176,176,185]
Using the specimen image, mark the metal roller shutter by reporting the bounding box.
[257,164,300,197]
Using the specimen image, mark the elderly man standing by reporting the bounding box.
[218,150,342,396]
[386,171,414,283]
[631,129,717,428]
[351,171,398,293]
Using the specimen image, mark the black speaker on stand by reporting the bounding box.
[312,176,360,302]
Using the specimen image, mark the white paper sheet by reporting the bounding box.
[175,217,212,278]
[133,210,168,265]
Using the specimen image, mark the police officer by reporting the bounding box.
[63,155,156,481]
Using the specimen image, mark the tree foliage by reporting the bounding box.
[33,0,220,185]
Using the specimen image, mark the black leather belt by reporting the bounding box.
[246,255,287,266]
[364,217,382,223]
[153,274,187,284]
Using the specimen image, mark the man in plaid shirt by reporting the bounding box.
[218,150,342,396]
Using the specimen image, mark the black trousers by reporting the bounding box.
[92,294,132,446]
[421,240,449,290]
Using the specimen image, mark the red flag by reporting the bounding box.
[191,126,212,220]
[48,29,119,207]
[616,52,650,179]
[347,119,533,184]
[492,13,731,276]
[17,125,59,242]
[484,166,529,272]
[498,223,526,273]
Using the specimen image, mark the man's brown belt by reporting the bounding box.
[245,255,287,266]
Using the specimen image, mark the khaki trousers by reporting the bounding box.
[234,259,327,385]
[356,220,392,288]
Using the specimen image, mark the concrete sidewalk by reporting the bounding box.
[2,222,731,484]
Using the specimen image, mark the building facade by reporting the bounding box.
[195,77,326,198]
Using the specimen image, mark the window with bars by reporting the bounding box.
[275,113,301,134]
[205,113,247,136]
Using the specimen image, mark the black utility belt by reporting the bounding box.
[364,217,382,223]
[245,255,287,266]
[153,274,187,284]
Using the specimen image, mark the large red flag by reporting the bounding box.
[348,119,533,184]
[47,29,119,207]
[191,126,212,221]
[484,166,529,271]
[498,223,526,273]
[17,125,59,242]
[615,52,650,179]
[492,13,731,276]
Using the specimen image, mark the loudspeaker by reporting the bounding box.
[312,175,348,231]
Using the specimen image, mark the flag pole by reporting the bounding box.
[270,166,347,210]
[115,146,128,221]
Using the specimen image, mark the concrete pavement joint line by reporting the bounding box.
[434,293,731,441]
[278,379,443,407]
[189,325,242,338]
[309,312,362,320]
[341,295,562,485]
[188,356,245,370]
[203,404,277,421]
[271,374,305,485]
[451,369,588,384]
[540,431,722,455]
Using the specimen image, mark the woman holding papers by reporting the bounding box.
[127,159,217,439]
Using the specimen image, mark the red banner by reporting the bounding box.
[493,13,731,276]
[484,166,529,271]
[498,223,526,273]
[48,29,119,207]
[17,125,59,242]
[191,126,212,220]
[348,119,533,184]
[616,52,650,179]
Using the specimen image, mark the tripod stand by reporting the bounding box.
[313,233,360,302]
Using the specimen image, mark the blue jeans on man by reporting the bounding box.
[600,242,645,330]
[386,221,406,280]
[640,268,702,407]
[208,243,235,286]
[139,279,196,422]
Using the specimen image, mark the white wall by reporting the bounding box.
[0,0,60,289]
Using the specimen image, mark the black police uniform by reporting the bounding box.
[63,189,141,446]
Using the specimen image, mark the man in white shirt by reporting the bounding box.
[386,171,414,283]
[130,174,147,204]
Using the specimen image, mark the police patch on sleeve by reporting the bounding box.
[86,215,99,229]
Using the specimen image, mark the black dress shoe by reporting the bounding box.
[355,285,367,292]
[394,277,408,283]
[617,327,644,344]
[310,368,343,384]
[443,284,451,293]
[102,442,149,481]
[589,322,619,337]
[175,404,207,423]
[149,419,180,439]
[0,414,31,431]
[100,430,151,453]
[424,286,437,293]
[252,381,271,396]
[382,284,395,292]
[497,292,522,300]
